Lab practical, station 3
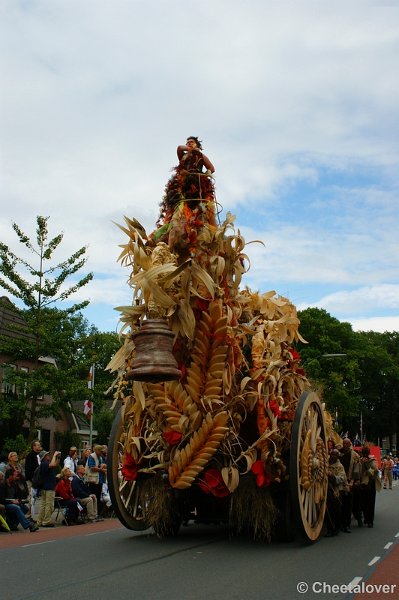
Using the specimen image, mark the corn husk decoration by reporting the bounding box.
[107,211,312,535]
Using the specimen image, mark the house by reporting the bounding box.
[0,296,94,451]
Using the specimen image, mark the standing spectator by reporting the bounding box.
[71,465,99,522]
[85,445,107,510]
[36,450,61,528]
[324,449,348,537]
[77,447,92,467]
[382,454,394,489]
[55,467,81,525]
[359,446,381,528]
[63,447,78,475]
[1,470,38,532]
[24,439,42,519]
[101,445,108,464]
[339,438,361,532]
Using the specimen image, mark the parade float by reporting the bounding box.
[106,138,329,542]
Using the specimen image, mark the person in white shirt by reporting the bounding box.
[63,447,78,475]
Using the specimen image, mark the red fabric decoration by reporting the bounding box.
[269,398,281,418]
[162,430,183,446]
[251,460,271,488]
[198,468,229,498]
[121,453,138,481]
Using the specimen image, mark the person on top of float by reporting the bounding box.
[152,137,216,254]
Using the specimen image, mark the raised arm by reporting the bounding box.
[201,153,215,173]
[177,145,190,160]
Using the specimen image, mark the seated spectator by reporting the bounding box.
[6,451,25,477]
[0,471,9,530]
[1,470,38,532]
[71,465,101,522]
[55,467,81,525]
[4,465,29,502]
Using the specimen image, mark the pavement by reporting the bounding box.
[0,495,122,549]
[352,542,399,599]
[0,515,123,549]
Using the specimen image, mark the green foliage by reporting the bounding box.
[2,434,29,455]
[53,431,82,460]
[297,308,399,444]
[94,407,115,444]
[0,216,94,437]
[0,216,93,313]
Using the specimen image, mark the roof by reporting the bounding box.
[0,296,35,342]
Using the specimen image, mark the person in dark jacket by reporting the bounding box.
[24,439,42,520]
[36,450,61,528]
[71,465,100,522]
[358,446,381,528]
[1,470,38,532]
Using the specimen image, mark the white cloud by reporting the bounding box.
[350,316,399,333]
[1,1,398,331]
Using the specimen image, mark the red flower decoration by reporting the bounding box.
[198,468,229,498]
[251,460,271,488]
[288,348,301,361]
[162,430,183,446]
[178,363,187,380]
[269,398,281,418]
[121,453,138,481]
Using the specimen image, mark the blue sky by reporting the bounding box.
[1,1,398,334]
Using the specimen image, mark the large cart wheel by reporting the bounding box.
[290,390,328,542]
[107,407,150,531]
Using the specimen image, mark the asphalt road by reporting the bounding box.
[2,482,399,600]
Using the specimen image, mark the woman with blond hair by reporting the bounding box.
[55,467,81,525]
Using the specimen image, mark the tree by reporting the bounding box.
[297,308,361,431]
[0,216,93,437]
[355,331,399,447]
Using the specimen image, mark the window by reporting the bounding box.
[1,364,16,394]
[19,366,29,396]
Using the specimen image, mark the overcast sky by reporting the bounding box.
[1,0,398,334]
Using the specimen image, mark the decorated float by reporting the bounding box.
[106,138,329,542]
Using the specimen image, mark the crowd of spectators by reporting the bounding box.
[0,442,112,533]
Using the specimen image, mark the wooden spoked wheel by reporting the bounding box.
[290,390,328,541]
[107,407,150,531]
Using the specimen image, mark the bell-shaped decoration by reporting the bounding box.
[126,319,181,382]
